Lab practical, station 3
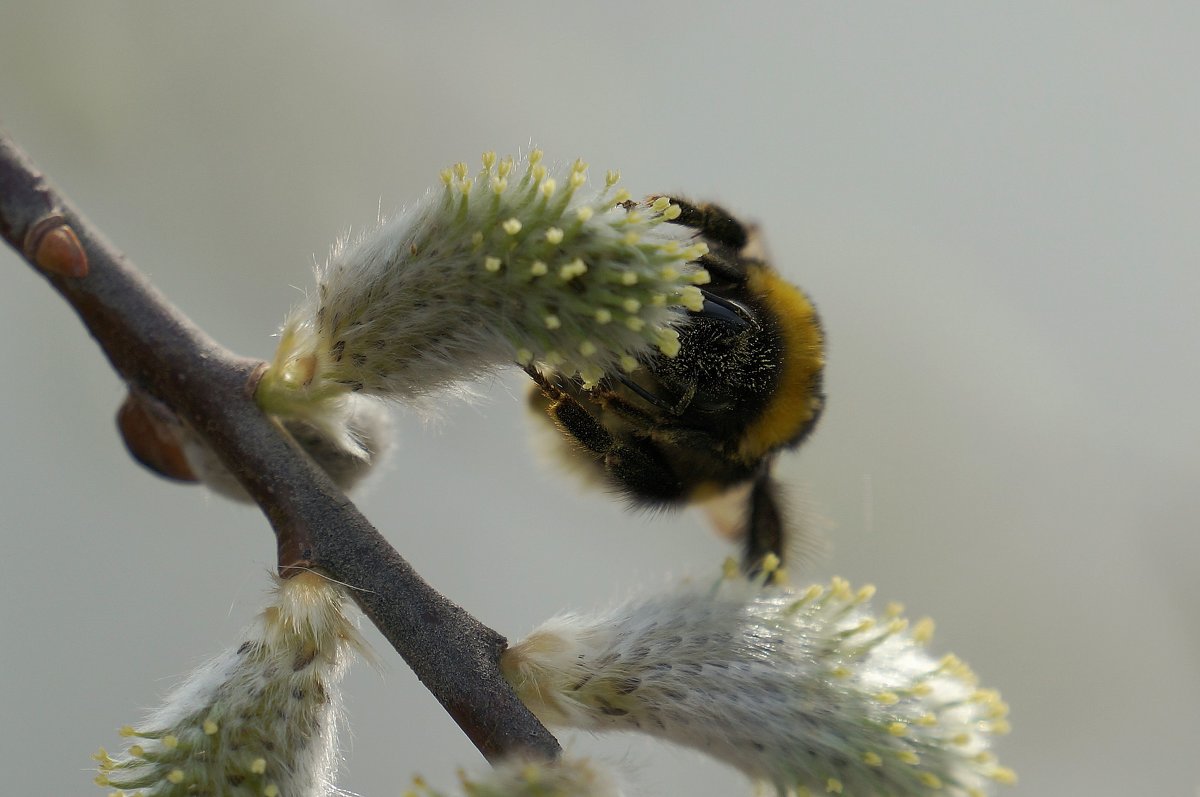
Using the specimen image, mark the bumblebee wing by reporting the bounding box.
[697,481,755,543]
[698,468,828,575]
[739,222,771,264]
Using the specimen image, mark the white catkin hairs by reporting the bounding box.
[93,571,364,797]
[256,150,712,441]
[405,756,625,797]
[502,564,1015,797]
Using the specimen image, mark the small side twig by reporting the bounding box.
[0,130,560,763]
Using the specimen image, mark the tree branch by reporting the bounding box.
[0,130,560,763]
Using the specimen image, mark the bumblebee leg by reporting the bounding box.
[743,468,787,575]
[658,197,749,250]
[550,396,688,503]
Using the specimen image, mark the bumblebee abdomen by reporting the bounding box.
[734,265,825,462]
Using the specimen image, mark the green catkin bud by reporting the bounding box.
[405,756,625,797]
[257,151,707,431]
[502,570,1015,797]
[93,572,364,797]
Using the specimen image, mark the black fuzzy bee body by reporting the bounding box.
[527,198,825,571]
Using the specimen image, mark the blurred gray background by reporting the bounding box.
[2,3,1197,795]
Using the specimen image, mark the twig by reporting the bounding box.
[0,130,561,763]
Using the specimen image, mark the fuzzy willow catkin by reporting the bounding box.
[503,568,1015,797]
[93,572,363,797]
[258,150,711,438]
[405,756,625,797]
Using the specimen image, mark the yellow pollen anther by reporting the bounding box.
[576,206,594,222]
[884,601,905,618]
[898,750,921,765]
[129,744,145,757]
[622,298,641,313]
[862,752,883,767]
[481,151,496,170]
[529,149,543,165]
[579,340,597,356]
[264,784,281,797]
[826,778,843,794]
[162,735,178,750]
[580,365,604,387]
[516,349,533,365]
[439,169,453,186]
[471,231,484,246]
[663,203,682,220]
[533,164,548,182]
[570,172,587,189]
[541,178,557,198]
[912,617,935,644]
[119,726,137,737]
[680,285,704,311]
[690,268,711,284]
[656,328,681,357]
[625,316,646,331]
[620,271,639,286]
[530,260,548,276]
[651,196,671,212]
[855,584,877,602]
[559,258,587,280]
[831,666,851,679]
[623,231,641,245]
[875,691,900,706]
[918,772,943,789]
[605,169,620,187]
[660,266,679,280]
[888,721,908,736]
[491,177,508,195]
[251,758,268,775]
[544,315,561,330]
[167,769,185,784]
[613,188,631,204]
[545,227,564,245]
[989,767,1018,785]
[502,218,522,235]
[619,354,639,373]
[916,713,938,727]
[484,256,503,272]
[452,162,468,179]
[499,157,514,178]
[595,309,612,323]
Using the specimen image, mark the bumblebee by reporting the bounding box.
[526,198,825,571]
